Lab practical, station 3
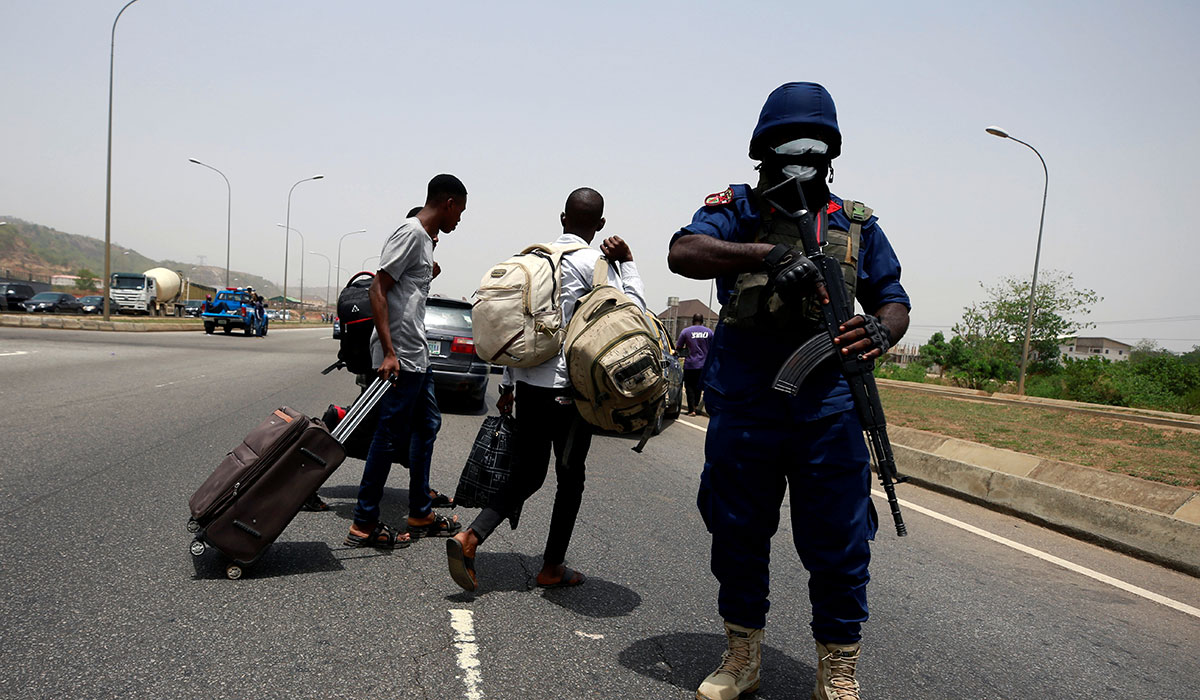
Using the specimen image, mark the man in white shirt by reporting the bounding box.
[345,174,466,549]
[447,187,645,591]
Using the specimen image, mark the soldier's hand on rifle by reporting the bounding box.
[600,236,633,263]
[835,314,892,361]
[764,244,828,305]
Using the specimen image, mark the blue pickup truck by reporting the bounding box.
[201,288,266,336]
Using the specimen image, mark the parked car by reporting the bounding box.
[426,296,489,407]
[1,283,36,312]
[332,315,341,339]
[78,295,119,315]
[645,312,685,433]
[182,299,204,317]
[22,292,83,314]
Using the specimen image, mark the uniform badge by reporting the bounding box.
[704,188,734,207]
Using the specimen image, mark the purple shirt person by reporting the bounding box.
[677,317,713,370]
[676,314,713,415]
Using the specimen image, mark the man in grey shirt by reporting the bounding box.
[345,174,467,549]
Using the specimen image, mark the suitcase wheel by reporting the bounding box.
[225,565,243,580]
[189,540,206,557]
[186,518,200,534]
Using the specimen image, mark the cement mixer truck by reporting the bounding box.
[109,268,189,316]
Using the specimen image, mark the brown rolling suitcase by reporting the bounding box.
[187,378,390,579]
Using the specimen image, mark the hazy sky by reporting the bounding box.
[3,1,1199,350]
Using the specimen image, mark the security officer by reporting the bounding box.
[667,82,910,700]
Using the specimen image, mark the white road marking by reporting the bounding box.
[575,631,605,640]
[449,608,484,700]
[0,350,29,357]
[154,374,206,389]
[878,490,1200,620]
[677,417,1200,619]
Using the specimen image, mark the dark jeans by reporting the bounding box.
[468,382,592,567]
[683,368,704,413]
[352,368,440,527]
[698,405,876,644]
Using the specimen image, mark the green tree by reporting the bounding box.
[953,270,1101,375]
[74,268,97,291]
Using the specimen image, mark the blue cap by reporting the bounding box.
[749,82,841,160]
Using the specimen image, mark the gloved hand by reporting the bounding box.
[835,313,893,360]
[763,244,824,303]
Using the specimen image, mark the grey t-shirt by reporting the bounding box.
[369,217,433,372]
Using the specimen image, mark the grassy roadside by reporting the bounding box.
[878,385,1200,490]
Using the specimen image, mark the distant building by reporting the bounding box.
[50,274,98,289]
[1058,336,1132,362]
[886,343,922,367]
[657,298,717,339]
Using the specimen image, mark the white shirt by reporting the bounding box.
[503,232,646,389]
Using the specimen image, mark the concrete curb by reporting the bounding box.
[890,426,1200,576]
[0,314,200,332]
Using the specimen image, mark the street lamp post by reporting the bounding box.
[987,126,1049,396]
[336,229,367,291]
[309,250,332,318]
[187,158,231,287]
[283,175,323,320]
[103,0,143,321]
[361,255,380,271]
[277,224,305,320]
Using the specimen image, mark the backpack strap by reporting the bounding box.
[591,256,611,289]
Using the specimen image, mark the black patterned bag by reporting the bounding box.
[454,415,521,529]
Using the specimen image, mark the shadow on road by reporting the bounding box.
[443,551,642,618]
[317,484,412,524]
[190,541,345,580]
[618,632,814,697]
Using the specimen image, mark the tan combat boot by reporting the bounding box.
[812,640,861,700]
[696,621,763,700]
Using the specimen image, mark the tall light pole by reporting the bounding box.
[336,228,367,291]
[309,250,332,317]
[283,175,323,320]
[361,255,380,271]
[987,126,1049,396]
[277,223,305,320]
[103,0,142,321]
[187,158,231,287]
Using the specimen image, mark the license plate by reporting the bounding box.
[428,340,442,356]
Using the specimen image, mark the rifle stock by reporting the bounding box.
[765,180,908,536]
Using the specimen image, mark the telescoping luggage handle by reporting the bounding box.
[330,376,390,443]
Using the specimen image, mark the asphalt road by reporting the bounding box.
[0,326,1197,699]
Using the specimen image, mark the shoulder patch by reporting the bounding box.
[704,188,734,207]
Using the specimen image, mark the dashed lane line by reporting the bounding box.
[674,417,1200,620]
[449,608,484,700]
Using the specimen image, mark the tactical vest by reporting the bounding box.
[719,190,871,336]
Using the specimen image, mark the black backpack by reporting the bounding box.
[323,272,376,375]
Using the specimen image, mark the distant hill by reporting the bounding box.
[0,216,283,299]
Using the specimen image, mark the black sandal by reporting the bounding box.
[344,522,410,549]
[446,538,477,592]
[429,489,455,508]
[408,512,462,539]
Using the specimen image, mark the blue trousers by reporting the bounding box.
[698,404,877,644]
[352,368,441,527]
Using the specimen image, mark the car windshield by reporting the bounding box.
[30,292,60,302]
[111,275,144,290]
[80,296,102,304]
[426,303,472,333]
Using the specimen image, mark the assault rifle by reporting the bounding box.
[764,178,908,537]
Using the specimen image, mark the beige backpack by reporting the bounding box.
[472,243,588,367]
[564,259,666,451]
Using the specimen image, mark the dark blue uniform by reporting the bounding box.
[671,184,909,643]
